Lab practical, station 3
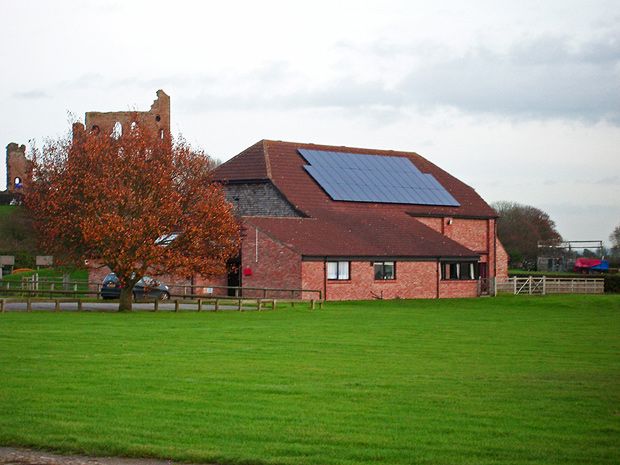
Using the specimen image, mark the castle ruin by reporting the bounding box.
[2,90,170,201]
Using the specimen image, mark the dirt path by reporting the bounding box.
[0,447,218,465]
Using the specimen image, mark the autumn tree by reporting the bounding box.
[26,123,240,311]
[492,201,562,267]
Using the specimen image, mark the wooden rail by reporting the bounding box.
[0,296,323,313]
[0,279,323,301]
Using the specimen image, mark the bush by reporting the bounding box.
[604,274,620,293]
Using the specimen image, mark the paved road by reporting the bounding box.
[0,447,216,465]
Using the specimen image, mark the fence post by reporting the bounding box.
[197,299,202,312]
[542,276,547,295]
[77,300,83,312]
[528,277,532,295]
[273,299,277,310]
[238,298,242,311]
[0,299,4,313]
[311,299,316,310]
[55,299,60,312]
[174,300,179,312]
[27,299,32,312]
[513,278,517,295]
[215,299,219,312]
[154,299,159,312]
[257,299,262,311]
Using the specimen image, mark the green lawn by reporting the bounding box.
[1,268,89,283]
[0,205,16,217]
[1,296,619,465]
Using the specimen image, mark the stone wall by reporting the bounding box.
[74,90,170,141]
[224,182,301,217]
[6,143,31,193]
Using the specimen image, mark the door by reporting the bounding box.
[227,257,241,297]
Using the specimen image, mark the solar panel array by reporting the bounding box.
[299,149,460,207]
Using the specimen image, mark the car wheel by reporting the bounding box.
[160,292,170,301]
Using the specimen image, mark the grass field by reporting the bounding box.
[0,295,619,465]
[0,205,16,217]
[1,268,89,282]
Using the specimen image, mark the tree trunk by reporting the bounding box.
[118,286,133,312]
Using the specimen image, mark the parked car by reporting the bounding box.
[101,273,170,300]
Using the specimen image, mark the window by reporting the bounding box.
[374,261,395,280]
[441,262,479,280]
[111,121,122,139]
[327,261,350,280]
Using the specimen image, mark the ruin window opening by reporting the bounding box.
[91,125,100,134]
[155,115,161,122]
[160,129,164,139]
[112,122,123,139]
[14,177,22,186]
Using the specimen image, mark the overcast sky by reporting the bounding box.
[1,0,619,246]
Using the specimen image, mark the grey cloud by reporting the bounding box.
[330,33,620,123]
[401,48,620,121]
[12,90,50,99]
[595,175,620,184]
[61,32,620,125]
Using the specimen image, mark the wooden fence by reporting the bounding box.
[0,278,322,301]
[494,276,604,296]
[0,295,323,313]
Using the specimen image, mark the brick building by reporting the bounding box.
[213,140,508,300]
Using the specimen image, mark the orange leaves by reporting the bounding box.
[26,123,240,285]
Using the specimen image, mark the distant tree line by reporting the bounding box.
[493,201,620,269]
[492,201,562,268]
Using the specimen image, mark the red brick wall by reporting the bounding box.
[240,223,302,298]
[415,217,442,232]
[301,260,481,301]
[411,216,508,279]
[496,239,509,278]
[301,261,324,300]
[439,280,479,298]
[444,218,489,252]
[412,217,491,252]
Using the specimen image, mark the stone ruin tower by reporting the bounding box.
[5,142,32,193]
[73,89,171,141]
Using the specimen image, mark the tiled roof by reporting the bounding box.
[214,139,497,258]
[245,210,478,258]
[213,140,270,181]
[214,140,497,218]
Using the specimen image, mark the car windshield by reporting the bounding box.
[137,277,159,287]
[103,273,118,283]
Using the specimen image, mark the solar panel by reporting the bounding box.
[299,149,460,207]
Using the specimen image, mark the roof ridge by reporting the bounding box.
[262,139,424,158]
[262,140,273,178]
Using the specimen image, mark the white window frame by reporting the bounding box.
[327,261,350,280]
